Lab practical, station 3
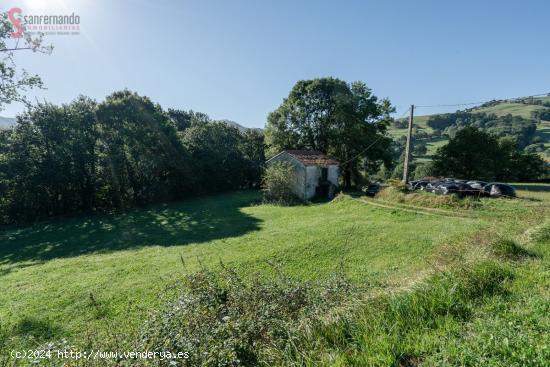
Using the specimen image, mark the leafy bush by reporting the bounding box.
[138,267,353,366]
[262,162,300,204]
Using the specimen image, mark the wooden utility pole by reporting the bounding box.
[402,104,415,184]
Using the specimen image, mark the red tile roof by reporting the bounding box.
[285,150,339,166]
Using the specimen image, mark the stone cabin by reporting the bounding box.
[266,150,340,200]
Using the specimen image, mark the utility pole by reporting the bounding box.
[402,104,414,184]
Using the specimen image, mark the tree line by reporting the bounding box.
[0,91,264,224]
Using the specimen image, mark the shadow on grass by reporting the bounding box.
[0,191,262,272]
[13,317,64,340]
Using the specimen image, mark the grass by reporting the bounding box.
[472,102,547,119]
[534,121,550,161]
[1,185,548,365]
[267,193,550,366]
[0,190,493,349]
[513,182,550,201]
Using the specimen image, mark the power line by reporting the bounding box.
[340,107,412,167]
[415,92,550,109]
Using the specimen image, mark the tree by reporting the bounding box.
[413,144,427,155]
[431,127,545,181]
[1,97,99,220]
[168,109,212,132]
[182,122,250,193]
[265,77,393,189]
[239,129,265,188]
[432,127,504,180]
[96,90,190,207]
[0,12,52,110]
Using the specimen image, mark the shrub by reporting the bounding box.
[138,267,353,366]
[387,179,409,193]
[262,162,300,204]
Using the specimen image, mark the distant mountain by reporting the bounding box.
[218,119,263,133]
[0,116,15,128]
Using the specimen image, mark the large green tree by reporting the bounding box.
[265,77,393,188]
[431,127,545,181]
[96,91,190,207]
[1,97,97,220]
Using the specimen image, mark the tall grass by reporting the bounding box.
[375,186,480,210]
[0,242,529,367]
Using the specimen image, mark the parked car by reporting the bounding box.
[411,180,430,190]
[482,183,516,197]
[407,178,516,199]
[466,180,487,190]
[426,180,445,193]
[434,181,479,196]
[364,184,381,197]
[434,182,460,195]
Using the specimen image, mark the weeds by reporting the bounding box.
[288,260,513,366]
[138,268,354,366]
[376,186,480,209]
[490,239,537,260]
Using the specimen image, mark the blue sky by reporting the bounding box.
[3,0,550,127]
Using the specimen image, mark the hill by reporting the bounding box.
[389,96,550,162]
[219,119,263,132]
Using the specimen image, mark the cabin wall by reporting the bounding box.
[267,153,340,200]
[327,165,339,187]
[304,164,340,200]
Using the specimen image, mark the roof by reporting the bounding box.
[268,150,339,166]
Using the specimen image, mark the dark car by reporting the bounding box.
[426,180,445,193]
[455,182,478,196]
[411,180,430,190]
[482,183,516,197]
[466,180,487,190]
[365,184,381,197]
[434,182,460,195]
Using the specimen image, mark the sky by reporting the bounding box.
[2,0,550,128]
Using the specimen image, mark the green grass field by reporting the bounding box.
[1,184,549,365]
[472,102,547,119]
[0,191,481,345]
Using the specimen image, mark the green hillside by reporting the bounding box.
[390,96,550,162]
